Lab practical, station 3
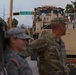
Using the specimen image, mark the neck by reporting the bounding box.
[8,45,19,53]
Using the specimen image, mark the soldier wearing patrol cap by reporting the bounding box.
[51,17,66,36]
[29,17,70,75]
[4,27,33,75]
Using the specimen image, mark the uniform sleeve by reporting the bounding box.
[60,41,70,74]
[6,61,19,75]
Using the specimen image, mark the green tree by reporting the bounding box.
[12,18,18,27]
[65,4,74,13]
[20,24,27,29]
[65,4,74,22]
[71,1,76,11]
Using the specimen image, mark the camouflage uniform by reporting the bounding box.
[29,18,69,75]
[4,27,33,75]
[4,48,33,75]
[29,31,69,75]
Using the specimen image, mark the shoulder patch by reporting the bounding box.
[11,58,20,67]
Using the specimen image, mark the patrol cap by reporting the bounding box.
[51,17,66,27]
[6,27,31,39]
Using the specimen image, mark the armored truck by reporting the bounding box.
[32,6,64,39]
[61,26,76,68]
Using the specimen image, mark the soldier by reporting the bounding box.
[0,17,7,75]
[29,18,70,75]
[4,27,33,75]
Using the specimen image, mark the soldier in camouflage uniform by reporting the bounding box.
[4,27,33,75]
[29,18,69,75]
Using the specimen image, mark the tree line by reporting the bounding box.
[65,1,76,22]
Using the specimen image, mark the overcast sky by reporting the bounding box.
[0,0,74,27]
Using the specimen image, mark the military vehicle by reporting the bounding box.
[32,6,64,39]
[32,6,76,68]
[61,23,76,68]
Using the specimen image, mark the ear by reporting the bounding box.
[10,37,16,43]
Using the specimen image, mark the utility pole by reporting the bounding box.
[9,0,13,28]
